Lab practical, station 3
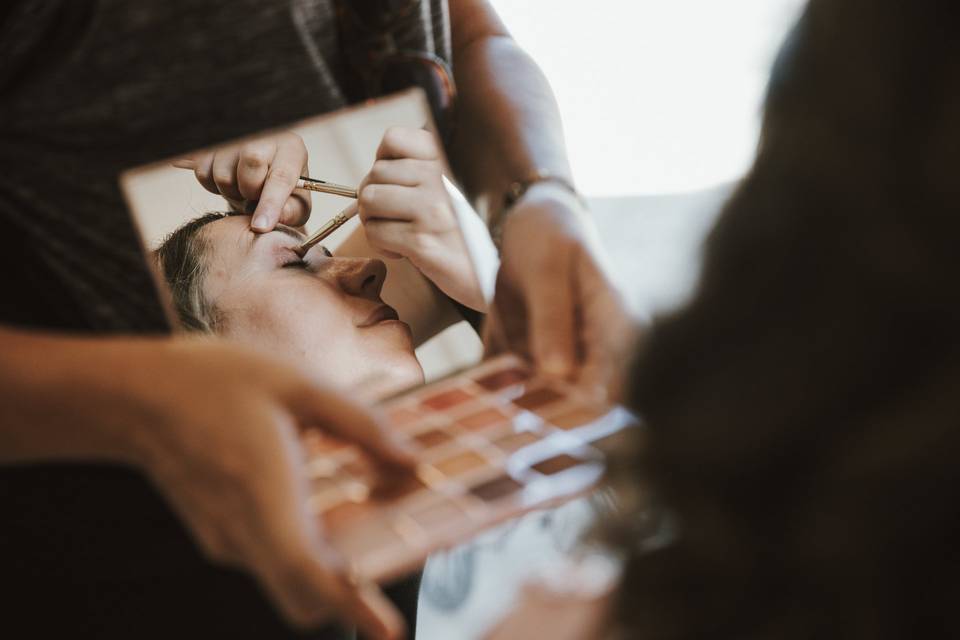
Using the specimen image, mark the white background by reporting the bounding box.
[489,0,807,196]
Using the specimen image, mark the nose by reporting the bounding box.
[335,257,387,300]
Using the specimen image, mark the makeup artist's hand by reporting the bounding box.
[358,127,487,311]
[484,185,635,395]
[173,131,313,231]
[135,339,411,639]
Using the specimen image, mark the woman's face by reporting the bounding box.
[200,216,423,399]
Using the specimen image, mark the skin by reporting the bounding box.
[199,216,425,401]
[0,330,412,639]
[1,1,631,636]
[191,0,636,391]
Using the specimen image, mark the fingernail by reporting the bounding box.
[251,214,270,230]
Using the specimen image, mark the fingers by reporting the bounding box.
[351,581,407,640]
[363,159,431,190]
[252,135,310,231]
[190,150,220,195]
[236,139,274,202]
[376,126,440,161]
[363,219,417,258]
[211,146,244,201]
[358,184,422,223]
[525,247,579,379]
[289,384,416,469]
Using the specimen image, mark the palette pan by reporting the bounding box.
[302,353,638,584]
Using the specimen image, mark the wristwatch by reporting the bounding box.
[489,168,583,250]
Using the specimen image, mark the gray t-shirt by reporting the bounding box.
[0,1,446,637]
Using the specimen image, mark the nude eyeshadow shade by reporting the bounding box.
[432,450,487,477]
[301,353,639,586]
[548,406,610,431]
[493,431,541,454]
[456,406,511,432]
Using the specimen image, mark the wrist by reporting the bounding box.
[488,171,585,250]
[1,330,172,468]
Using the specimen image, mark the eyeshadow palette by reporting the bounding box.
[299,354,638,584]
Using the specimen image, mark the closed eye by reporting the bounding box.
[282,259,310,270]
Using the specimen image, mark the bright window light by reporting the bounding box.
[489,0,808,196]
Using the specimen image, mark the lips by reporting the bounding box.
[357,304,401,328]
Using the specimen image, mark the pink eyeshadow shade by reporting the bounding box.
[456,406,510,432]
[531,454,584,476]
[420,387,475,411]
[513,387,565,411]
[474,367,529,391]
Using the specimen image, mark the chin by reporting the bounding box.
[365,357,424,401]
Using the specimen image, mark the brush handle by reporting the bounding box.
[296,177,358,199]
[297,202,359,254]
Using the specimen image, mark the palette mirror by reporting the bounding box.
[119,88,638,586]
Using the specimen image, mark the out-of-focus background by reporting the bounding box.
[416,1,807,638]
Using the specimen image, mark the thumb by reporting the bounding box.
[288,383,416,469]
[526,250,579,378]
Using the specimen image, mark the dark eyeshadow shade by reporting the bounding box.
[370,472,428,501]
[420,387,475,411]
[413,428,454,449]
[469,475,523,502]
[531,454,584,476]
[474,367,529,391]
[513,387,565,411]
[493,431,541,453]
[456,406,509,432]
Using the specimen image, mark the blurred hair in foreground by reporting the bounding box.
[609,1,960,637]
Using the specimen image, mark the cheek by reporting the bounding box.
[218,280,355,358]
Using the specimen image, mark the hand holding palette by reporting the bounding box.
[300,354,637,584]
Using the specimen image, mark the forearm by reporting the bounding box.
[0,328,159,466]
[448,1,573,220]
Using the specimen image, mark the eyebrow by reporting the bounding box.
[263,226,306,243]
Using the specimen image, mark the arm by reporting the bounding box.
[447,0,634,389]
[447,0,572,219]
[0,328,408,638]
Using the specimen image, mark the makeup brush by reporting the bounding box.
[296,176,358,199]
[297,201,359,255]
